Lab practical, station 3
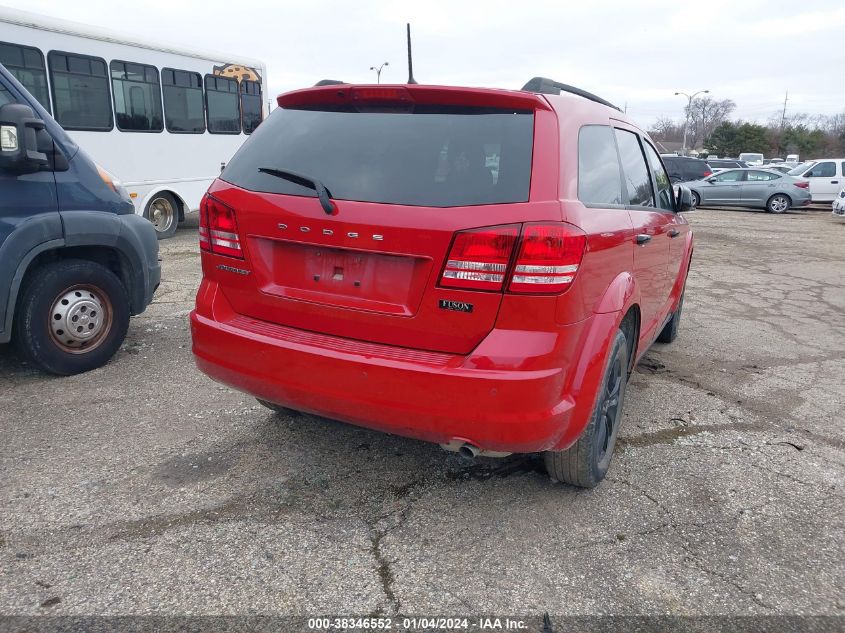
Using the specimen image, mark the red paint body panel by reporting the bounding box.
[190,84,694,453]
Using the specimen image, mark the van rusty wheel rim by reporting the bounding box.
[48,284,112,354]
[149,197,175,232]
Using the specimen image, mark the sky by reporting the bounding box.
[5,0,845,128]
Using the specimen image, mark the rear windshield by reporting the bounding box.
[685,161,710,178]
[221,105,534,207]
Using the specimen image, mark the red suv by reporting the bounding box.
[191,77,694,487]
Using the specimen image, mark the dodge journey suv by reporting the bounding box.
[191,77,694,487]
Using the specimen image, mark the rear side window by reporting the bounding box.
[110,61,163,132]
[205,75,240,134]
[614,129,654,207]
[222,106,534,207]
[48,51,113,131]
[0,42,50,113]
[684,160,709,180]
[642,142,674,211]
[240,80,262,134]
[162,69,205,133]
[806,162,835,178]
[747,171,780,181]
[578,125,623,206]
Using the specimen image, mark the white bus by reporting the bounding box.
[0,7,267,239]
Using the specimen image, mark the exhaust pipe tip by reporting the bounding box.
[458,443,480,460]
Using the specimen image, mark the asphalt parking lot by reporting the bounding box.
[1,208,843,617]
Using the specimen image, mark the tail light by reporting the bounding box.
[702,170,713,178]
[509,224,586,294]
[440,225,519,291]
[199,194,243,259]
[439,223,587,294]
[794,181,809,189]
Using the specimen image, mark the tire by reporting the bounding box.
[657,289,684,344]
[544,328,629,488]
[144,192,179,240]
[767,194,791,214]
[691,191,701,208]
[13,259,130,376]
[257,398,300,417]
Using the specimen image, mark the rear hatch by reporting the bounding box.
[206,85,558,355]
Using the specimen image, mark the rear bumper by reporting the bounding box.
[191,281,612,453]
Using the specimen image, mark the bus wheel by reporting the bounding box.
[144,193,179,240]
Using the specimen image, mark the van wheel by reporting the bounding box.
[767,194,790,214]
[544,328,628,488]
[144,193,179,239]
[13,259,130,376]
[257,399,300,417]
[657,289,684,344]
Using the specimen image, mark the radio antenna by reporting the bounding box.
[406,23,418,84]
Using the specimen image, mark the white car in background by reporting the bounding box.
[833,186,845,218]
[739,152,765,166]
[789,159,845,202]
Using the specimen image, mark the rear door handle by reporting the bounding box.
[635,234,652,245]
[668,229,680,238]
[832,180,840,184]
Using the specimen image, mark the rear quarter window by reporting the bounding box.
[222,105,534,207]
[578,125,623,206]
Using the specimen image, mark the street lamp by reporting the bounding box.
[674,89,709,156]
[369,62,389,84]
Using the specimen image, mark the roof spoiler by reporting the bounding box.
[521,77,621,112]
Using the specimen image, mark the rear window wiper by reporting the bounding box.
[258,167,336,215]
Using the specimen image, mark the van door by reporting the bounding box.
[801,161,839,202]
[614,128,672,338]
[0,76,61,341]
[642,141,689,305]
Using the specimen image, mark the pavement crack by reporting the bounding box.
[365,476,428,615]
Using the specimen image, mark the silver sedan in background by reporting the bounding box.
[685,168,812,213]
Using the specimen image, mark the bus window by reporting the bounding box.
[205,74,240,134]
[0,42,51,113]
[240,79,262,134]
[162,68,205,133]
[48,51,112,131]
[111,61,163,132]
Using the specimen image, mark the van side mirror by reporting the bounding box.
[0,103,48,174]
[675,185,694,212]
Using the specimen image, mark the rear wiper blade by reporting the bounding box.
[258,167,336,215]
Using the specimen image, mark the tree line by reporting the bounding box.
[648,96,845,159]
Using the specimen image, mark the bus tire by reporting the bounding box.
[144,192,179,240]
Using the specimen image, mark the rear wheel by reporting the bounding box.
[13,259,130,375]
[544,328,628,488]
[144,192,179,239]
[767,194,790,214]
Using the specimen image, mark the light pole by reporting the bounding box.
[674,89,709,155]
[369,62,389,84]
